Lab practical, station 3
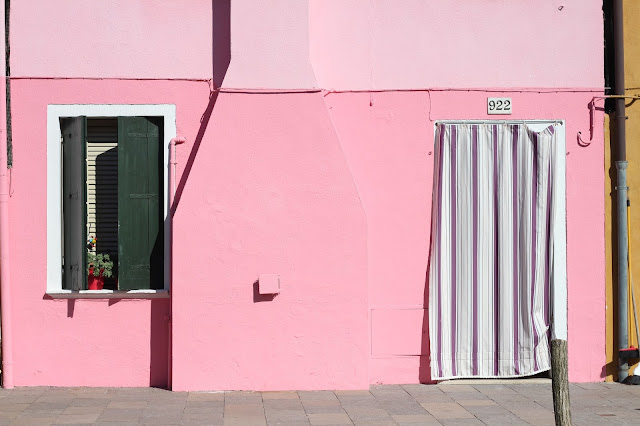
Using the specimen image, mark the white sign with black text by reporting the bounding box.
[487,97,512,115]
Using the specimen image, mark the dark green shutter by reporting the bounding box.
[117,117,163,290]
[61,117,88,290]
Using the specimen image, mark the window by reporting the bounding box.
[47,105,175,296]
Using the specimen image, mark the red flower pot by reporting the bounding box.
[88,267,105,290]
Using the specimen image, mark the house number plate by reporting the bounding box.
[487,97,512,115]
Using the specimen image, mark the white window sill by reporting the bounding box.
[46,289,169,299]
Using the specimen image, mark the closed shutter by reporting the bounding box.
[117,117,164,290]
[61,117,87,290]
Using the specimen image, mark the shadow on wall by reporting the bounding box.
[150,298,170,388]
[252,280,277,303]
[172,92,219,217]
[172,0,230,215]
[213,0,231,89]
[163,0,230,388]
[419,249,434,383]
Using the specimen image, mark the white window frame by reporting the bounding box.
[46,104,176,298]
[435,120,568,341]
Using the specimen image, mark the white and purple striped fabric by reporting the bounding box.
[428,122,556,380]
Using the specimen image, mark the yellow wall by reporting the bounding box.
[605,0,640,382]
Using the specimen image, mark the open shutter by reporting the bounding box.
[61,117,87,290]
[118,117,163,290]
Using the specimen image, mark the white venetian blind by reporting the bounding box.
[86,118,118,256]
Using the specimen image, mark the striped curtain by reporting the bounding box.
[428,122,556,380]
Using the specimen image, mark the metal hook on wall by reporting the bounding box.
[577,131,591,147]
[580,95,640,146]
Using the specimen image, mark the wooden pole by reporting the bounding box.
[551,339,572,426]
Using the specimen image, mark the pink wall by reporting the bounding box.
[310,0,605,90]
[171,92,367,391]
[8,81,605,387]
[10,0,212,79]
[12,1,603,89]
[223,0,317,89]
[8,78,369,390]
[4,0,606,389]
[324,90,606,383]
[8,80,212,386]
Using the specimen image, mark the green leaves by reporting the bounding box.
[87,252,114,278]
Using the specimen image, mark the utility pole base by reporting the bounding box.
[551,339,572,426]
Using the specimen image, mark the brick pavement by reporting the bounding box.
[0,382,639,425]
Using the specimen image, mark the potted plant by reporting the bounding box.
[87,252,114,290]
[86,236,114,290]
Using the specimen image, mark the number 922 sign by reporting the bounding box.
[487,97,512,115]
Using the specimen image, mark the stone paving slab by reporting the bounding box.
[0,383,640,424]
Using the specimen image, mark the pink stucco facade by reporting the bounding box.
[3,1,605,390]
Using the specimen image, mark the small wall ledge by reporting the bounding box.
[45,290,169,299]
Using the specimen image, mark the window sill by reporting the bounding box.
[46,289,169,299]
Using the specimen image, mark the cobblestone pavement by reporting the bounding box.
[1,382,640,425]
